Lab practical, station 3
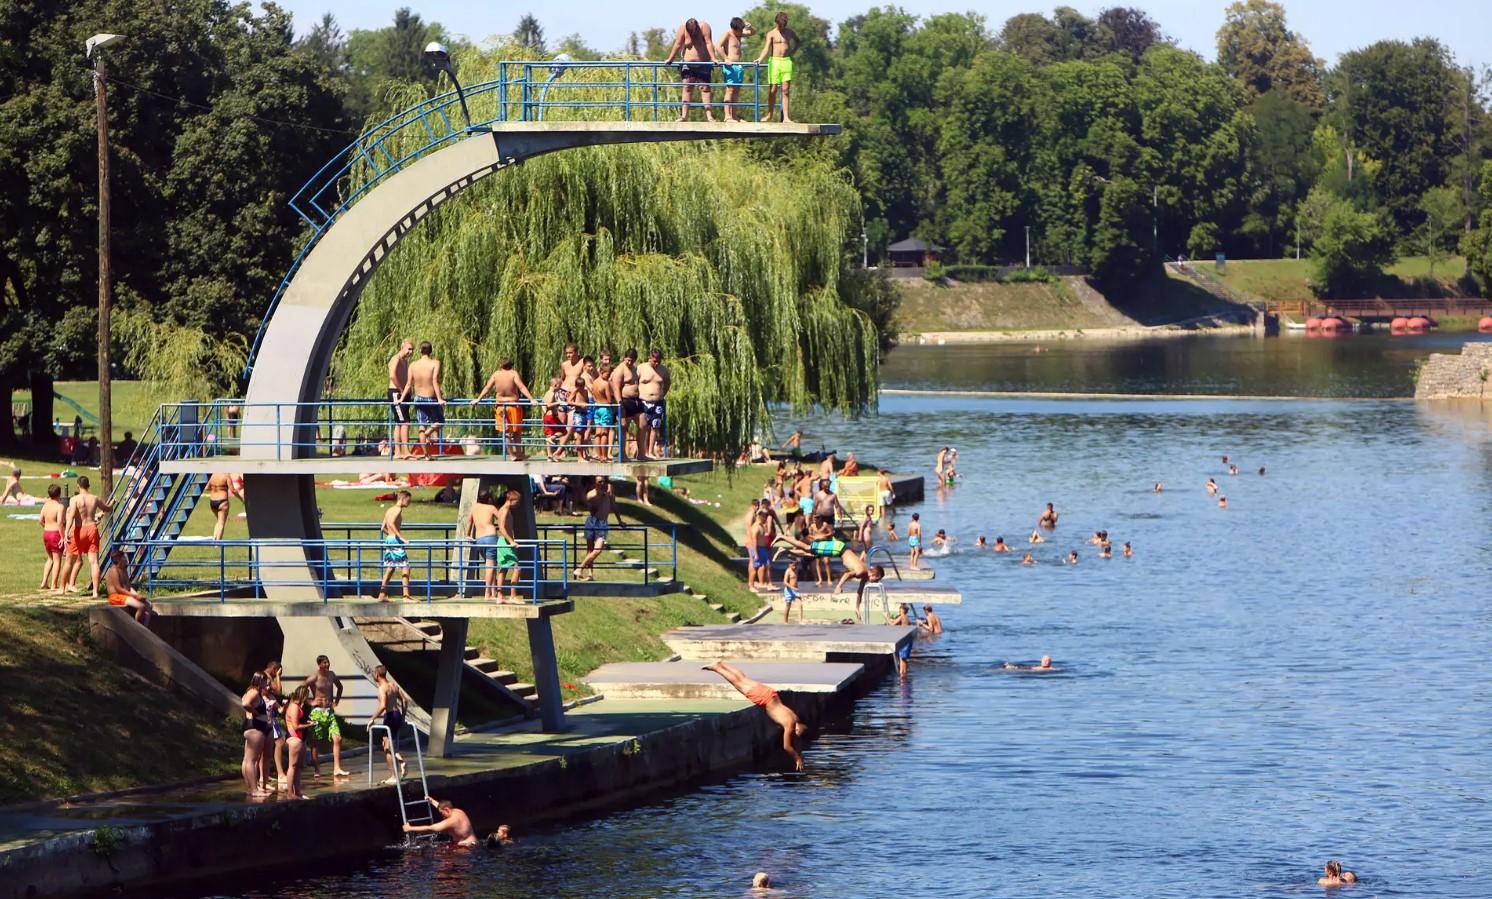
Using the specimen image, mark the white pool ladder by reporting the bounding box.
[367,721,434,845]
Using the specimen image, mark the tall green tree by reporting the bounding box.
[344,8,445,123]
[1309,196,1396,297]
[1239,90,1319,255]
[1216,0,1324,107]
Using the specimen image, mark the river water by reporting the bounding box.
[190,336,1492,898]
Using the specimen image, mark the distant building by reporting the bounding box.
[886,237,946,267]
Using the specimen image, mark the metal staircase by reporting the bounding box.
[104,404,215,577]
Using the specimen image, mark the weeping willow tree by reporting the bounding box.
[329,51,880,455]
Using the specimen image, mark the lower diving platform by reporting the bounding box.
[149,596,573,619]
[159,455,712,479]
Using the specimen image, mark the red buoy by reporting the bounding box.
[1390,317,1409,331]
[1305,317,1323,331]
[1477,316,1492,333]
[1407,316,1430,330]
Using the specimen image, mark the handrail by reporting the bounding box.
[865,544,903,582]
[246,59,769,377]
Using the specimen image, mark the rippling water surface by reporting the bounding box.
[191,350,1492,898]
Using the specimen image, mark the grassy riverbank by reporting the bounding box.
[1194,255,1472,303]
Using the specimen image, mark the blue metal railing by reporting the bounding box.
[246,59,769,377]
[149,398,666,463]
[320,520,679,586]
[113,536,567,603]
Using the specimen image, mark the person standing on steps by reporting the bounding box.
[376,490,412,602]
[370,665,408,786]
[716,17,755,122]
[205,470,244,541]
[407,342,446,452]
[754,11,798,122]
[577,477,625,582]
[388,339,414,458]
[301,655,350,777]
[662,18,717,122]
[703,661,808,771]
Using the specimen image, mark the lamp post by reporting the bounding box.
[861,227,868,269]
[1025,225,1031,269]
[88,32,123,496]
[424,42,471,128]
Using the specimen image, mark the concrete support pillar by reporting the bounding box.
[526,616,566,732]
[428,616,469,758]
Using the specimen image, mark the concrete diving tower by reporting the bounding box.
[214,85,839,755]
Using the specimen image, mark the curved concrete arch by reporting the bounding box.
[242,122,839,594]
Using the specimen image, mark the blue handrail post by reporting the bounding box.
[219,543,226,602]
[643,527,650,585]
[671,525,678,583]
[624,62,631,121]
[651,63,659,122]
[753,63,761,121]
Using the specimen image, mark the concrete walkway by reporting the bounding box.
[584,660,864,701]
[663,622,918,661]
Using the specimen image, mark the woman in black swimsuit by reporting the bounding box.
[241,672,272,798]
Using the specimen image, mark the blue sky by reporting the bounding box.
[275,0,1490,71]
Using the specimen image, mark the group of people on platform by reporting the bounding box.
[661,12,800,123]
[386,341,671,463]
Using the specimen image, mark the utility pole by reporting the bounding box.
[89,33,123,496]
[861,227,868,269]
[1025,225,1031,268]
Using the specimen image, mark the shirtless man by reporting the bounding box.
[369,664,408,785]
[662,18,716,122]
[876,468,894,521]
[472,358,535,460]
[637,349,670,460]
[40,485,65,593]
[611,349,643,459]
[205,471,244,541]
[388,339,414,458]
[920,605,943,634]
[702,661,807,770]
[1003,656,1055,672]
[466,488,502,600]
[300,655,350,777]
[103,549,153,624]
[577,478,624,582]
[376,490,412,602]
[63,476,111,597]
[493,489,523,603]
[1038,502,1059,529]
[934,447,948,483]
[1,466,32,504]
[558,343,585,425]
[748,508,776,591]
[992,536,1011,553]
[405,795,478,846]
[906,512,923,570]
[715,17,755,122]
[1317,860,1358,887]
[773,529,885,606]
[1205,478,1219,495]
[589,361,618,461]
[815,451,836,484]
[754,11,799,122]
[406,342,445,450]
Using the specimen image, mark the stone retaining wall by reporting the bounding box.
[1414,342,1492,399]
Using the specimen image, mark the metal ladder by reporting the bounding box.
[862,544,906,624]
[367,722,435,846]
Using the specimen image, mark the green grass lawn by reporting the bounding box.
[14,379,164,438]
[1201,255,1471,303]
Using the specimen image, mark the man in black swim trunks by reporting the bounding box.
[388,339,414,458]
[370,665,407,785]
[662,18,717,123]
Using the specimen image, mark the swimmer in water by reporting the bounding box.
[1021,552,1035,565]
[753,871,772,889]
[1218,496,1228,508]
[920,605,943,634]
[1229,464,1238,476]
[1317,860,1357,887]
[1098,543,1112,559]
[975,535,987,548]
[1122,541,1133,558]
[1028,530,1044,544]
[930,528,948,550]
[485,824,514,847]
[1002,655,1055,672]
[1038,502,1058,529]
[1087,530,1107,546]
[1154,482,1163,493]
[1221,454,1229,465]
[1206,478,1218,495]
[992,537,1011,553]
[1066,549,1079,564]
[404,795,478,846]
[1258,466,1266,476]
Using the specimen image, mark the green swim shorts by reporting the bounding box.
[768,56,793,85]
[495,535,518,571]
[309,706,341,742]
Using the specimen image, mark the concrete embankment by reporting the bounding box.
[0,688,855,899]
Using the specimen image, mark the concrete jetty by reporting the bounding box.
[662,622,918,661]
[734,557,937,580]
[583,660,864,701]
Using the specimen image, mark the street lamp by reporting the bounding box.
[861,227,868,269]
[536,53,573,121]
[88,32,123,496]
[424,42,471,129]
[1025,225,1031,269]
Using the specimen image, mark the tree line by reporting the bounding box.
[4,1,1492,451]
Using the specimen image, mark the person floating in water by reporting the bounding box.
[1028,530,1045,544]
[404,795,478,846]
[1003,656,1055,672]
[1122,542,1133,558]
[1229,464,1238,476]
[1097,543,1112,559]
[1221,454,1229,466]
[1038,502,1059,529]
[1258,466,1266,476]
[1218,496,1228,509]
[975,535,987,549]
[1021,552,1035,565]
[930,528,948,551]
[485,824,514,848]
[1066,549,1079,564]
[992,536,1011,553]
[1317,860,1357,887]
[704,661,808,770]
[1154,482,1163,493]
[1206,478,1219,495]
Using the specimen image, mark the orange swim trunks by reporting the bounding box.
[744,683,778,708]
[108,592,129,607]
[69,523,100,555]
[500,404,523,439]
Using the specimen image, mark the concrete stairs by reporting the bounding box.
[358,616,539,718]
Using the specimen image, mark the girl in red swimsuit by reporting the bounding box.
[284,686,312,800]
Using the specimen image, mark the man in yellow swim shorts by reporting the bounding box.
[754,11,800,122]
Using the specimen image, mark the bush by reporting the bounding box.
[942,264,999,282]
[922,260,946,281]
[1001,265,1055,284]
